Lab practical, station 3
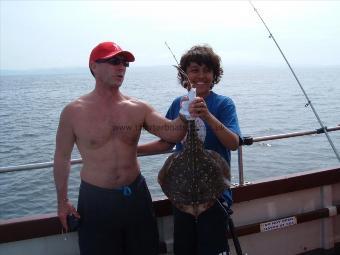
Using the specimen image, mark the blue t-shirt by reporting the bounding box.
[166,91,241,164]
[165,91,241,207]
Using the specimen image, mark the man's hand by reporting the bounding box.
[58,200,80,232]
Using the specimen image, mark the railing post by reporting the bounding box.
[238,146,244,186]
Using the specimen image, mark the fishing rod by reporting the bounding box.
[216,199,245,255]
[248,1,340,162]
[165,41,180,66]
[165,41,194,91]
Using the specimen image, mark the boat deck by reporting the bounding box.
[1,166,339,255]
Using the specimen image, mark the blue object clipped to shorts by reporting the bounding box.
[222,188,233,209]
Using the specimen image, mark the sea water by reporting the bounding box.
[0,65,339,219]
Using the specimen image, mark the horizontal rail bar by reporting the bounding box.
[0,159,82,174]
[1,125,339,174]
[241,125,340,145]
[0,150,174,174]
[231,204,340,238]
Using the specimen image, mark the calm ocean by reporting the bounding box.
[0,65,339,220]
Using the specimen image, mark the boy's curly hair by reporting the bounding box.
[177,45,223,89]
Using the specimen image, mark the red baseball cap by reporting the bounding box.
[89,41,135,65]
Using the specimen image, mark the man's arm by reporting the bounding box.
[137,139,175,155]
[143,103,187,143]
[53,106,79,230]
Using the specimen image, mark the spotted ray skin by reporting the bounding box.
[158,120,230,217]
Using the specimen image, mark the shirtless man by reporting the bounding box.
[53,41,187,255]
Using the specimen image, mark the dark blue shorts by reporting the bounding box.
[173,201,229,255]
[77,175,159,255]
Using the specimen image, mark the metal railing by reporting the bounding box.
[1,125,339,185]
[237,125,340,185]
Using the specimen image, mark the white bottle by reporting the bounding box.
[179,88,196,120]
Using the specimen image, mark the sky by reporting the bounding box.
[1,1,340,70]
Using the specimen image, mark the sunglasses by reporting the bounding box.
[96,57,129,67]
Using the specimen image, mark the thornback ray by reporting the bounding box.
[158,120,230,217]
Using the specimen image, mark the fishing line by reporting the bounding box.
[248,1,340,162]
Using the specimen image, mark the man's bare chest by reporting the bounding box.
[73,108,143,148]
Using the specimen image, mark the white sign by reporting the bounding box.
[260,216,297,232]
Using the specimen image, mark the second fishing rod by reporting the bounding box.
[249,1,340,162]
